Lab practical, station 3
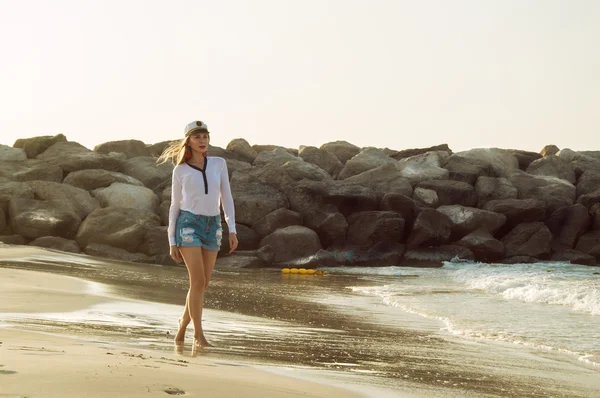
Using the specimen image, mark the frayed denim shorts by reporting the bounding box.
[175,210,222,251]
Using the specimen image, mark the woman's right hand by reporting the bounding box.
[170,245,182,263]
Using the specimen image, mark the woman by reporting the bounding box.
[158,120,238,348]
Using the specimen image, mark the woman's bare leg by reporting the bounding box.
[178,246,210,347]
[202,249,219,290]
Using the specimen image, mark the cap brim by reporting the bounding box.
[185,127,210,136]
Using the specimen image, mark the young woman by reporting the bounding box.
[158,120,238,348]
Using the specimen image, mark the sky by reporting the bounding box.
[0,0,598,153]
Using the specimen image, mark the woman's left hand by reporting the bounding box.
[229,233,239,254]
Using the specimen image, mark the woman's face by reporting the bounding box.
[188,131,210,154]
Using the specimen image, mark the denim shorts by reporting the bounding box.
[175,210,222,251]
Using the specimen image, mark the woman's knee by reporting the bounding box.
[191,277,206,293]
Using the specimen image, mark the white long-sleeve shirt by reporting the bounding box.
[168,157,236,245]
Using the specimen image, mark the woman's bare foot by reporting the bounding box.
[174,318,187,343]
[193,335,213,348]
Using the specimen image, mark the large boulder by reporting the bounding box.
[390,144,452,161]
[412,187,439,207]
[275,249,338,269]
[13,134,68,158]
[138,226,170,256]
[577,189,600,209]
[591,204,600,231]
[223,158,252,179]
[252,145,297,156]
[252,147,298,167]
[482,198,546,232]
[501,222,552,259]
[508,172,576,215]
[230,177,289,226]
[84,243,149,263]
[26,180,100,219]
[0,208,6,232]
[380,193,422,229]
[406,209,452,248]
[550,249,596,266]
[147,140,175,157]
[416,180,477,207]
[526,155,576,184]
[221,222,261,252]
[575,230,600,259]
[397,151,450,186]
[63,169,144,190]
[320,141,361,164]
[226,138,258,164]
[437,205,507,240]
[509,149,542,171]
[341,242,406,267]
[338,148,395,179]
[37,141,123,174]
[545,204,591,250]
[557,149,600,176]
[121,156,173,191]
[235,158,330,191]
[0,235,27,245]
[260,225,322,263]
[474,176,518,207]
[576,171,600,197]
[453,148,520,177]
[298,146,344,178]
[541,145,560,157]
[455,229,504,262]
[403,245,474,267]
[28,236,81,253]
[443,155,493,185]
[9,198,81,239]
[0,159,63,183]
[0,144,26,162]
[75,207,161,252]
[302,205,348,248]
[0,178,34,214]
[346,211,405,248]
[94,140,151,159]
[251,208,302,237]
[92,183,159,213]
[343,163,413,200]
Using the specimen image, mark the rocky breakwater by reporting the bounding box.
[1,136,599,268]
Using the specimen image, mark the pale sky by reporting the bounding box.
[0,0,598,153]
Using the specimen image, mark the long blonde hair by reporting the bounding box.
[157,137,189,165]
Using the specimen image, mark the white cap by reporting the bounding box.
[184,121,209,136]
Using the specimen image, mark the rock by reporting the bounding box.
[397,151,450,186]
[576,171,600,197]
[252,145,297,157]
[0,159,63,183]
[483,198,546,232]
[275,249,338,269]
[207,144,246,162]
[502,256,538,264]
[259,225,322,263]
[138,226,170,256]
[346,211,405,248]
[252,147,298,167]
[526,155,576,184]
[577,189,600,209]
[92,183,159,213]
[303,205,348,248]
[159,201,170,226]
[84,243,149,263]
[235,158,330,191]
[221,223,260,252]
[223,158,252,179]
[37,141,122,174]
[574,230,600,259]
[390,144,452,161]
[443,155,493,185]
[94,140,151,159]
[455,229,505,262]
[147,140,175,157]
[298,146,344,177]
[146,253,180,267]
[28,236,81,253]
[510,149,542,171]
[320,140,361,164]
[508,172,576,215]
[63,169,145,190]
[343,163,413,200]
[26,180,100,219]
[453,148,520,177]
[591,204,600,231]
[121,156,174,190]
[0,178,34,214]
[502,222,552,259]
[75,207,161,252]
[0,208,5,232]
[541,145,560,157]
[9,198,81,239]
[0,235,27,245]
[251,208,303,237]
[230,177,289,226]
[380,193,422,229]
[13,134,68,158]
[403,245,474,267]
[557,148,600,176]
[0,144,27,162]
[416,180,477,207]
[406,209,452,248]
[338,148,395,179]
[437,205,507,240]
[349,243,406,267]
[412,188,439,207]
[474,176,518,208]
[550,249,596,266]
[580,151,600,161]
[215,251,269,268]
[226,138,258,164]
[545,204,591,250]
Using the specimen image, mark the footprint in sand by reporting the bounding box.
[164,387,186,395]
[0,369,17,375]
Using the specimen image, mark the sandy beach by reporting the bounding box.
[0,261,361,398]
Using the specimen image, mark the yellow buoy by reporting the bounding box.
[315,270,324,275]
[307,269,316,275]
[282,268,291,274]
[299,268,308,274]
[290,268,299,274]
